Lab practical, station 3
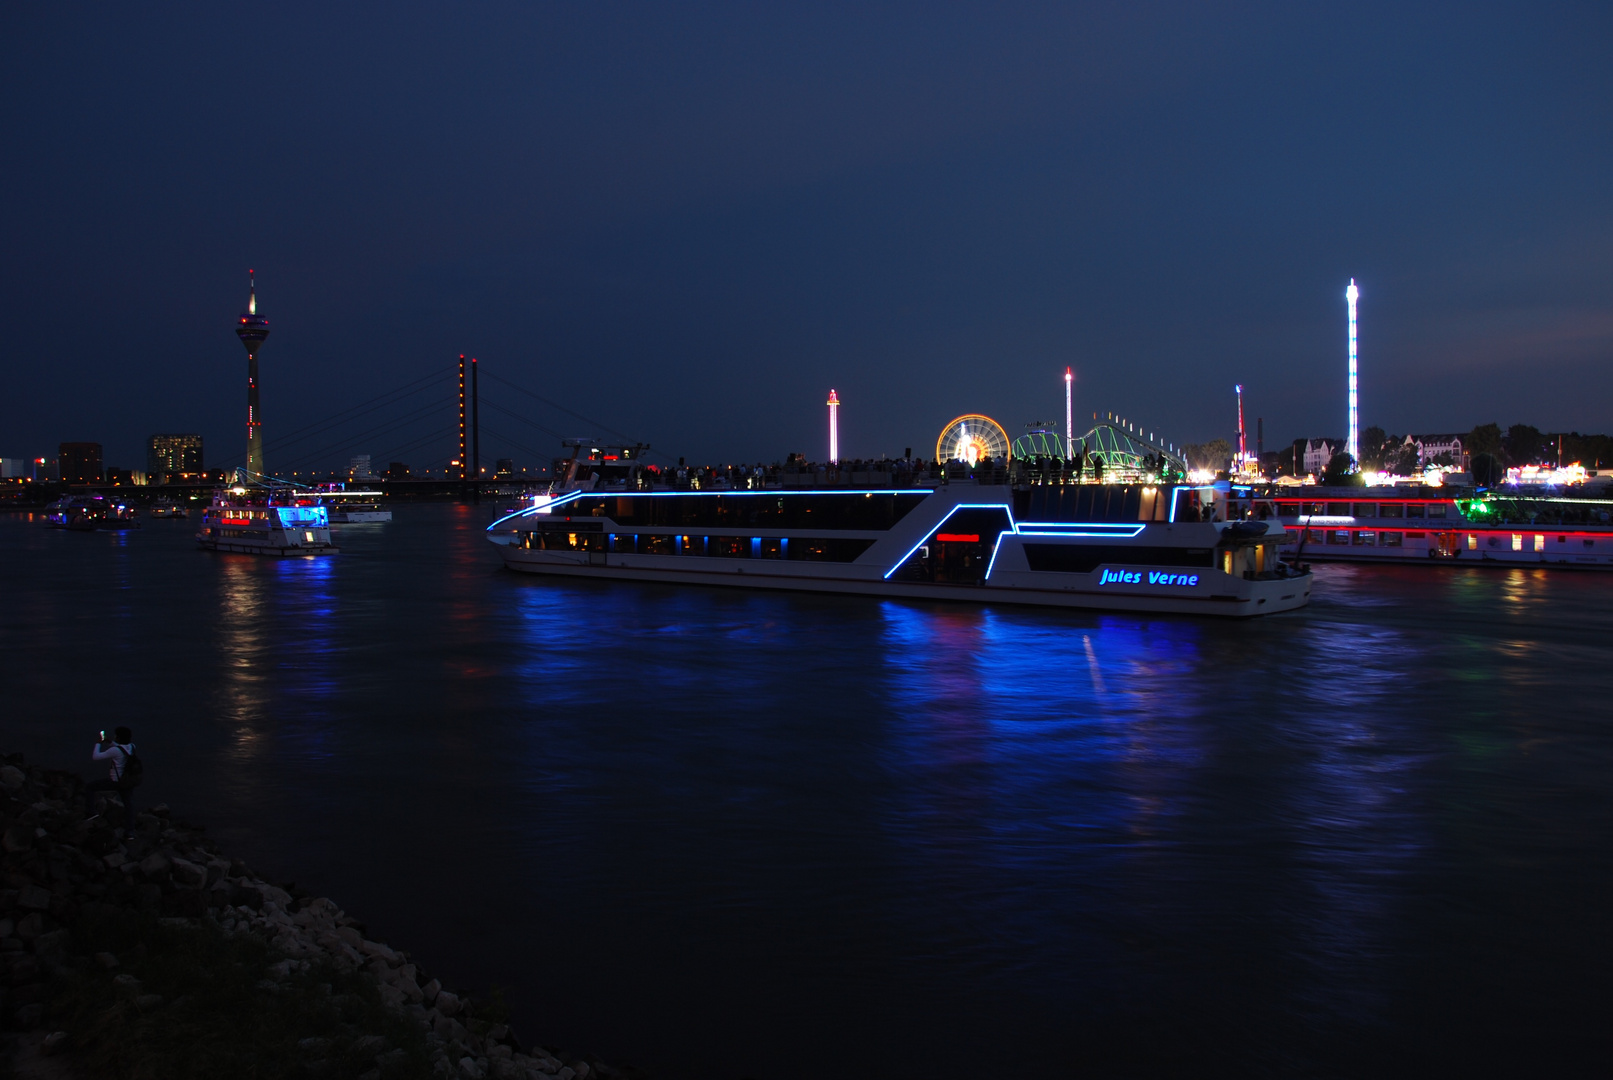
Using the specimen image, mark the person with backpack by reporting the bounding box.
[86,726,141,839]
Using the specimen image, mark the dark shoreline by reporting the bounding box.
[1,753,627,1080]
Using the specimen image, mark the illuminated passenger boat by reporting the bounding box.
[45,495,140,531]
[312,487,392,523]
[487,480,1311,617]
[196,485,337,556]
[1272,487,1613,568]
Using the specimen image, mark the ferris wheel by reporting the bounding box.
[935,414,1010,465]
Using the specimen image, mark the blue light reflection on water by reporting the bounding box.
[5,511,1613,1077]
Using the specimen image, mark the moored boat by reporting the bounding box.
[1272,486,1613,568]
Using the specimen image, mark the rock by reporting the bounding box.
[138,852,171,878]
[490,1061,521,1080]
[421,977,442,1005]
[230,883,264,909]
[573,1064,590,1079]
[17,884,52,910]
[41,1030,69,1055]
[103,852,127,869]
[298,1036,331,1053]
[95,952,120,968]
[15,912,45,938]
[353,1034,390,1054]
[34,929,70,955]
[556,1068,576,1080]
[135,993,164,1011]
[489,1044,513,1060]
[378,983,405,1008]
[336,925,364,949]
[376,1048,408,1069]
[113,973,142,990]
[0,919,13,938]
[169,857,208,889]
[435,990,462,1017]
[359,938,400,964]
[459,1057,486,1079]
[0,765,24,790]
[14,1002,44,1027]
[3,825,34,852]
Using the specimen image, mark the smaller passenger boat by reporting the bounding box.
[45,495,140,531]
[147,500,189,519]
[196,484,338,556]
[310,486,392,523]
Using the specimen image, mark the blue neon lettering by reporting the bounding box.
[1099,568,1200,587]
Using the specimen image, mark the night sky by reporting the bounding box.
[4,3,1610,472]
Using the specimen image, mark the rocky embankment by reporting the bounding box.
[1,754,619,1080]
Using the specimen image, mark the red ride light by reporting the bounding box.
[935,533,980,543]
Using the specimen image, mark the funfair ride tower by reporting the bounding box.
[236,272,270,481]
[1064,367,1074,458]
[1346,278,1359,468]
[827,389,840,463]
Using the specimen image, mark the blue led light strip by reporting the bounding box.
[883,503,1015,580]
[486,487,934,532]
[1013,522,1146,537]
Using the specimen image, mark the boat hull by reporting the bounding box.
[490,545,1310,617]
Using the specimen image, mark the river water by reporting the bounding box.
[4,504,1611,1077]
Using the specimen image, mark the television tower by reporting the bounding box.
[1064,367,1074,458]
[1346,278,1360,467]
[827,389,840,463]
[235,271,270,480]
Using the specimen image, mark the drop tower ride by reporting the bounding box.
[236,271,270,480]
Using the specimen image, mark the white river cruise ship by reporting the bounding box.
[487,455,1310,617]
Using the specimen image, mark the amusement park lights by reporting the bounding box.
[1346,279,1360,469]
[827,389,839,463]
[1064,367,1074,458]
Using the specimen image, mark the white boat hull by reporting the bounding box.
[488,546,1309,615]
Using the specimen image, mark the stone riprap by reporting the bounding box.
[1,753,618,1080]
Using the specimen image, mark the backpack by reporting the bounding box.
[117,744,144,788]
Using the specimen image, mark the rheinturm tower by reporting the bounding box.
[236,271,270,480]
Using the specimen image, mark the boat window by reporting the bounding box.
[1511,534,1523,551]
[681,535,707,556]
[1022,545,1215,573]
[563,492,930,531]
[1331,530,1350,545]
[640,534,674,555]
[1534,535,1545,552]
[1405,503,1425,517]
[1427,504,1448,518]
[759,537,783,559]
[1354,530,1375,545]
[1327,503,1351,516]
[1406,531,1427,539]
[709,535,750,558]
[1468,534,1477,550]
[1019,485,1169,523]
[785,538,875,562]
[1378,503,1404,518]
[1353,503,1377,518]
[1380,532,1403,547]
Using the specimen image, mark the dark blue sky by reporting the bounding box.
[4,3,1610,470]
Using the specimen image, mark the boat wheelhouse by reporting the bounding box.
[196,485,338,556]
[487,479,1311,617]
[1271,486,1613,568]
